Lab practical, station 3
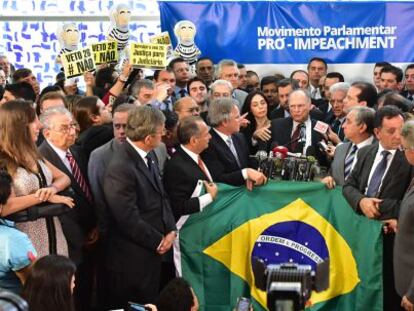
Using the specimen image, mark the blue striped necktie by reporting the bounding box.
[344,144,358,180]
[366,150,390,197]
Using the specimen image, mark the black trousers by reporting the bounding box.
[383,232,404,311]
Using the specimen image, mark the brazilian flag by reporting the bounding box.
[174,181,383,311]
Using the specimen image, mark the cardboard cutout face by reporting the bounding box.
[173,20,201,65]
[62,24,79,47]
[174,20,197,44]
[117,7,131,28]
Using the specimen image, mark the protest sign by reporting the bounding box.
[61,47,95,79]
[91,41,119,65]
[129,43,168,70]
[150,31,173,58]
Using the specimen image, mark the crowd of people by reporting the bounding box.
[0,52,414,311]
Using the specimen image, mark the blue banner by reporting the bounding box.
[158,1,414,64]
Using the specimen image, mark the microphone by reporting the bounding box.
[305,146,316,157]
[272,146,288,159]
[305,146,317,162]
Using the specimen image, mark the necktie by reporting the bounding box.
[366,150,390,197]
[198,157,212,182]
[146,153,162,190]
[165,98,173,111]
[290,123,304,153]
[344,144,358,180]
[226,137,241,168]
[311,88,318,99]
[179,89,187,98]
[332,119,342,135]
[408,94,413,102]
[66,152,93,203]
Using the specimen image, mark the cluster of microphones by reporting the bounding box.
[251,126,326,181]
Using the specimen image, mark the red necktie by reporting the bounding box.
[198,157,212,182]
[66,152,93,203]
[290,123,303,152]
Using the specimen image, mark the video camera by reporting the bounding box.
[252,257,329,311]
[0,291,28,311]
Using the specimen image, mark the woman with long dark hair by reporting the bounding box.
[23,255,76,311]
[0,100,74,257]
[241,90,272,154]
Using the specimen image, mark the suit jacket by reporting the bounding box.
[394,183,414,301]
[343,143,414,219]
[103,142,176,275]
[75,124,114,162]
[201,129,250,186]
[163,146,209,220]
[233,89,248,109]
[329,142,352,186]
[38,140,96,264]
[88,139,121,237]
[270,117,329,167]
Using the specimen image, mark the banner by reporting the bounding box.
[61,47,95,79]
[91,41,119,65]
[175,181,383,311]
[158,1,414,64]
[129,43,168,70]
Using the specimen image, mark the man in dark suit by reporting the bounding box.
[270,89,329,167]
[394,120,414,311]
[164,116,218,220]
[322,106,375,188]
[401,64,414,102]
[327,82,349,142]
[38,107,96,311]
[343,106,413,311]
[103,106,176,309]
[201,98,267,190]
[394,121,414,310]
[270,78,324,121]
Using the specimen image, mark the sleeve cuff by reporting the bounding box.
[199,194,213,211]
[242,168,248,180]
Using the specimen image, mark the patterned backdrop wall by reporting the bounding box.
[0,0,161,87]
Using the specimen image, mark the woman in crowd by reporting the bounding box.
[23,255,76,311]
[0,100,74,257]
[241,90,272,155]
[0,82,36,105]
[73,95,113,160]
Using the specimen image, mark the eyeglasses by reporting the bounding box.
[114,123,127,130]
[51,122,78,134]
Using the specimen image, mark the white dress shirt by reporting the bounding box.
[347,135,375,172]
[365,142,396,195]
[127,138,149,166]
[181,145,213,211]
[46,140,72,173]
[291,118,312,154]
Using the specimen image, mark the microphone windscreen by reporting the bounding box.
[306,145,316,157]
